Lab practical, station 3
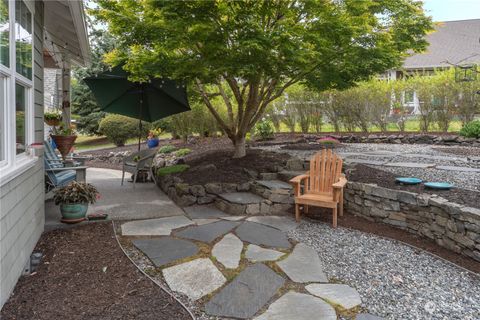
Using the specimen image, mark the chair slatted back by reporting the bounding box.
[307,149,343,194]
[44,140,63,168]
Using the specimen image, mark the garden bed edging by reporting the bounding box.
[344,182,480,262]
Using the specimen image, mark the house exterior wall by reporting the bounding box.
[0,0,45,308]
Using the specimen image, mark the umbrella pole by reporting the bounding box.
[138,84,143,151]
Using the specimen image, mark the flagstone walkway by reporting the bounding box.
[118,205,380,319]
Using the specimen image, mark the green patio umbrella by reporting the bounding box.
[84,65,190,150]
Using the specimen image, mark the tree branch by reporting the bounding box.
[195,79,233,138]
[216,79,235,129]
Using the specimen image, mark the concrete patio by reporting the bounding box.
[45,168,184,230]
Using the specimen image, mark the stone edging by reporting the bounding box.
[344,181,480,262]
[111,221,196,320]
[303,133,480,146]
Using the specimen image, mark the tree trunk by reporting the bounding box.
[232,136,246,158]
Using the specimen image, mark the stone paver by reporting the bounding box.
[193,218,219,225]
[162,258,226,301]
[219,192,264,204]
[306,283,362,310]
[221,216,246,221]
[236,222,291,249]
[344,159,388,166]
[205,263,285,319]
[254,291,337,320]
[246,216,298,232]
[245,244,285,262]
[132,237,198,267]
[277,243,327,283]
[256,180,292,190]
[212,233,243,269]
[121,216,194,236]
[384,162,435,168]
[174,220,241,243]
[184,205,227,219]
[436,165,480,173]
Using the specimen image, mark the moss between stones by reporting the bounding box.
[156,164,190,177]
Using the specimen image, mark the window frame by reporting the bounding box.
[0,0,35,183]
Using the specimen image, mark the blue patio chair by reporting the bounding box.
[43,140,86,167]
[44,157,88,192]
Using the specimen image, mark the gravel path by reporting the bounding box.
[288,221,480,320]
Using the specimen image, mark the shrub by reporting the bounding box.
[459,120,480,138]
[254,118,274,140]
[99,114,146,146]
[175,148,192,157]
[158,145,177,154]
[156,164,190,177]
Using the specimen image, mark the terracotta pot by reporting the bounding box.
[45,119,61,126]
[51,135,77,160]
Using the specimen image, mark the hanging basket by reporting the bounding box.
[45,118,61,126]
[51,135,77,160]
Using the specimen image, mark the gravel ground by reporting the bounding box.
[288,221,480,320]
[255,143,480,191]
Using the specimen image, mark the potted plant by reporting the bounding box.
[51,124,77,160]
[147,128,162,148]
[317,136,340,149]
[53,181,99,223]
[44,110,62,126]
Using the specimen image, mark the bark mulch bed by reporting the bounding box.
[0,223,191,320]
[178,149,291,185]
[303,209,480,274]
[346,164,480,209]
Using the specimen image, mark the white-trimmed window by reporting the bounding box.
[0,0,34,182]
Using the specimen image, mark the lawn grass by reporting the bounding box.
[277,119,462,133]
[74,133,172,151]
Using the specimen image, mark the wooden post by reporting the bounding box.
[61,63,71,127]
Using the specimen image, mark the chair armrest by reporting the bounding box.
[45,166,88,172]
[290,173,309,197]
[333,176,347,189]
[289,173,309,185]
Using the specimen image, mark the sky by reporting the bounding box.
[423,0,480,22]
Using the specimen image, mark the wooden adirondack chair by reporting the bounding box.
[289,149,347,227]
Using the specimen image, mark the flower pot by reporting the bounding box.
[147,138,159,148]
[45,119,61,126]
[59,202,88,223]
[51,135,77,160]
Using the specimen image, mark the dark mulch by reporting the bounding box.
[0,223,191,320]
[346,164,480,209]
[83,137,234,171]
[280,143,345,151]
[433,146,480,157]
[178,149,291,184]
[303,209,480,274]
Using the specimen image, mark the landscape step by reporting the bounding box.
[218,192,264,204]
[256,180,292,190]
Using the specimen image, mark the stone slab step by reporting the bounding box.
[256,180,292,190]
[436,165,480,173]
[344,159,388,166]
[218,192,264,204]
[277,171,306,181]
[384,162,435,168]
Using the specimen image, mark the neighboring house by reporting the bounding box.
[385,19,480,114]
[0,0,89,309]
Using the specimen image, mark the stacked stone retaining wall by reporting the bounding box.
[345,182,480,262]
